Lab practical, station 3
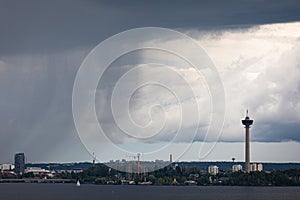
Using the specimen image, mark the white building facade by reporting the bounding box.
[208,165,219,175]
[250,163,263,172]
[232,164,243,172]
[0,164,15,172]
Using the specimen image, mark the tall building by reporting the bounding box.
[232,164,243,172]
[14,153,25,175]
[241,110,253,173]
[250,163,263,172]
[257,163,263,171]
[208,165,218,175]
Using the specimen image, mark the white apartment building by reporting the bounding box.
[232,164,243,172]
[208,165,219,175]
[250,163,263,172]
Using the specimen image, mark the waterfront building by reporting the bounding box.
[0,163,15,172]
[25,167,50,175]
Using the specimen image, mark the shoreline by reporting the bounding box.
[1,180,300,187]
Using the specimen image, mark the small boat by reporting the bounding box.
[76,180,81,187]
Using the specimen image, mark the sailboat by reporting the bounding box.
[76,180,81,187]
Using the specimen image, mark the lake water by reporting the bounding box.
[0,183,299,200]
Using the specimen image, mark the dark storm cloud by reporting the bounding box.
[0,51,89,162]
[1,0,300,54]
[253,123,300,142]
[0,0,300,162]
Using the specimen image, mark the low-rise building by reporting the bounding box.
[25,167,50,175]
[0,163,15,172]
[56,169,83,174]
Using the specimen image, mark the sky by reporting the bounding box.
[0,0,300,164]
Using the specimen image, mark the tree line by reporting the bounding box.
[67,164,300,186]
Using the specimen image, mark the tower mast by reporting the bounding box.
[242,110,253,173]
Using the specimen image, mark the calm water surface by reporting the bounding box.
[0,183,299,200]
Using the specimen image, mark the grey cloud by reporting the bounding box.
[252,122,300,142]
[1,0,300,54]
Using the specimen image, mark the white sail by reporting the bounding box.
[76,180,81,187]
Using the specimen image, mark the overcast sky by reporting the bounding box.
[0,0,300,163]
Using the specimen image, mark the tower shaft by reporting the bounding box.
[245,126,250,173]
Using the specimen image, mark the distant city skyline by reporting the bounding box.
[2,140,299,164]
[0,1,299,163]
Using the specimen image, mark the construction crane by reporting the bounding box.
[126,153,141,176]
[137,153,141,176]
[92,152,96,167]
